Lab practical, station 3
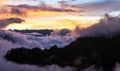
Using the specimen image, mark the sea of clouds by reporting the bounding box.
[1,14,120,71]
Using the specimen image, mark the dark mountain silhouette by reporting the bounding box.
[4,35,120,71]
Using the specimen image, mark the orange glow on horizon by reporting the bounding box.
[0,5,100,30]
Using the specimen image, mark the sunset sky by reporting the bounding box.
[0,0,120,30]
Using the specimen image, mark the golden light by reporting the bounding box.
[6,17,99,30]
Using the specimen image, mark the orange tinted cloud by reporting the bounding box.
[0,4,82,18]
[14,4,82,17]
[0,5,26,19]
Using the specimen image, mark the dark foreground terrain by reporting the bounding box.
[4,35,120,71]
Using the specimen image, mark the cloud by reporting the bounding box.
[72,0,120,16]
[79,14,120,37]
[0,5,27,18]
[0,24,76,71]
[0,0,84,18]
[51,28,71,36]
[2,0,119,17]
[83,1,120,10]
[58,29,71,36]
[0,18,25,28]
[0,36,75,71]
[15,4,82,12]
[10,8,25,15]
[1,13,120,71]
[0,4,83,18]
[0,30,43,49]
[2,13,120,50]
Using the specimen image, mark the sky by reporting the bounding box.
[0,0,120,30]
